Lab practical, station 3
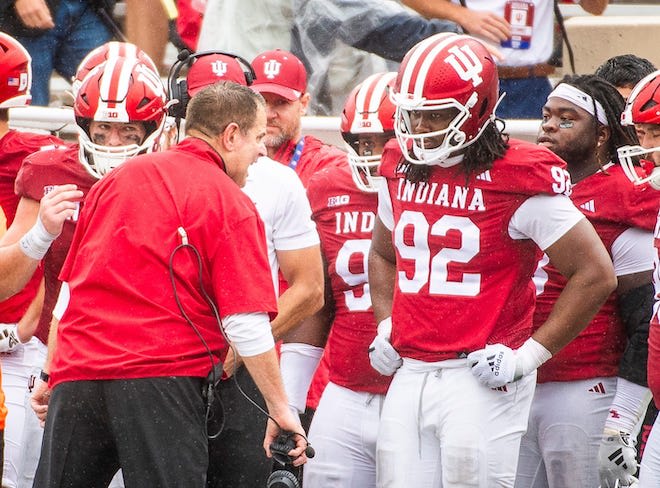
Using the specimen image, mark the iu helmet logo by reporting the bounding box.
[263,59,281,80]
[211,60,227,77]
[444,45,483,87]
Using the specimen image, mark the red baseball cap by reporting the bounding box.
[251,49,306,101]
[187,53,249,96]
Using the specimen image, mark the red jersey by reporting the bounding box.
[535,164,658,382]
[381,139,574,362]
[306,164,390,396]
[51,138,277,387]
[0,130,62,323]
[270,135,346,188]
[648,209,660,407]
[15,144,96,344]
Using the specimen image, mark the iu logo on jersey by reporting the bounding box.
[444,45,483,87]
[211,60,228,77]
[263,60,282,80]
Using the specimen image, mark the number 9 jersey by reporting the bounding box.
[306,164,390,395]
[378,138,584,362]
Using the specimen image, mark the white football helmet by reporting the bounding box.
[618,70,660,189]
[340,72,396,192]
[74,57,167,179]
[390,33,500,167]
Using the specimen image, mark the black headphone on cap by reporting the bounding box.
[167,49,256,119]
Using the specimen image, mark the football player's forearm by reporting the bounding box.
[17,278,44,342]
[536,220,616,354]
[368,248,396,324]
[368,219,397,323]
[0,246,39,301]
[535,261,616,354]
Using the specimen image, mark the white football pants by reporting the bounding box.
[515,378,616,488]
[377,358,536,488]
[304,382,384,487]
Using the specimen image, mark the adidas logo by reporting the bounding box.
[476,170,492,182]
[589,382,607,394]
[492,385,508,392]
[607,447,631,470]
[579,199,595,213]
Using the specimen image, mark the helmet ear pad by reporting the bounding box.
[167,49,257,119]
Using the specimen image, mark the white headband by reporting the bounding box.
[549,83,609,126]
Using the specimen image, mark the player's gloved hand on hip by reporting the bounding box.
[598,427,639,488]
[0,324,24,353]
[467,338,552,388]
[369,317,402,376]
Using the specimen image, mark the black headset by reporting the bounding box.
[167,49,256,119]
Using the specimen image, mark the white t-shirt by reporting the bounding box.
[243,157,320,294]
[451,0,555,66]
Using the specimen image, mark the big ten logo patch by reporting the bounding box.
[327,195,350,208]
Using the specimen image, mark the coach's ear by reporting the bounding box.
[221,122,241,152]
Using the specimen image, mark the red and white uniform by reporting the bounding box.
[0,131,62,323]
[380,139,579,359]
[307,164,390,396]
[303,163,390,487]
[640,183,660,486]
[376,139,585,487]
[518,163,657,488]
[51,138,276,387]
[15,144,96,345]
[0,130,63,488]
[535,164,657,383]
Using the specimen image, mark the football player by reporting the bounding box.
[0,32,64,488]
[618,69,660,487]
[367,33,616,486]
[300,72,396,488]
[0,55,166,487]
[517,75,657,488]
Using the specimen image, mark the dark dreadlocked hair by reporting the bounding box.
[554,74,639,168]
[398,119,509,184]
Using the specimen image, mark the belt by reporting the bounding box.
[497,63,556,80]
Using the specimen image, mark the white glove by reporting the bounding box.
[369,317,402,376]
[0,324,23,353]
[598,428,639,488]
[467,343,517,387]
[467,339,552,388]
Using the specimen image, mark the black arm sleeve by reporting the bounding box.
[618,283,654,386]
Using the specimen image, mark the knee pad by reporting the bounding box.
[444,445,480,487]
